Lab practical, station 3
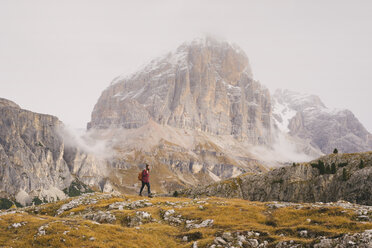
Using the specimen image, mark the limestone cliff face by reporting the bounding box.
[88,37,272,145]
[0,98,72,202]
[0,98,107,204]
[273,89,372,154]
[181,152,372,205]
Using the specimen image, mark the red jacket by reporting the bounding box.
[142,169,150,183]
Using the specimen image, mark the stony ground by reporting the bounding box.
[0,193,371,248]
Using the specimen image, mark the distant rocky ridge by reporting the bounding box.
[273,89,372,154]
[181,151,372,205]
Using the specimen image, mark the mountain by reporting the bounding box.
[84,37,287,194]
[273,89,372,154]
[181,151,372,205]
[88,37,272,145]
[2,37,372,206]
[85,37,372,195]
[89,37,372,164]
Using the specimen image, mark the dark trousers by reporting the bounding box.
[140,181,151,195]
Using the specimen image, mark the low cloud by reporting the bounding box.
[250,131,315,166]
[58,125,114,160]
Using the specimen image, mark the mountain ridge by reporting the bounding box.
[181,151,372,205]
[273,89,372,154]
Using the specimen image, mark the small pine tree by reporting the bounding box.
[331,163,336,174]
[333,148,338,154]
[318,160,325,174]
[342,168,348,181]
[359,160,365,169]
[325,165,330,174]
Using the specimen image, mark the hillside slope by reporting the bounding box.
[0,193,371,248]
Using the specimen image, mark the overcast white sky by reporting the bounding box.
[1,0,371,131]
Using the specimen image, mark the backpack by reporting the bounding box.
[138,171,143,181]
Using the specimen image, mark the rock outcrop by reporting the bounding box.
[181,151,372,205]
[88,37,272,145]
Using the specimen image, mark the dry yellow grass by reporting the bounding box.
[0,193,371,248]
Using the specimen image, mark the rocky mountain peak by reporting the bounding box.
[88,37,271,145]
[111,36,252,87]
[273,89,326,112]
[179,36,253,80]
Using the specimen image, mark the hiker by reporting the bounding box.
[139,163,152,197]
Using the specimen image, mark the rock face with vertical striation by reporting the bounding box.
[0,98,107,205]
[88,37,272,145]
[0,98,72,203]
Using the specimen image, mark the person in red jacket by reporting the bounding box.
[139,163,152,197]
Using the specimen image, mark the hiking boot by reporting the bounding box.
[148,193,153,198]
[139,193,142,196]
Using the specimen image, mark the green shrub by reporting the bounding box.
[32,197,43,205]
[325,165,331,174]
[14,201,22,208]
[342,168,349,181]
[338,162,348,168]
[173,191,179,197]
[333,148,338,154]
[63,180,94,197]
[311,160,326,174]
[272,179,284,184]
[0,198,13,210]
